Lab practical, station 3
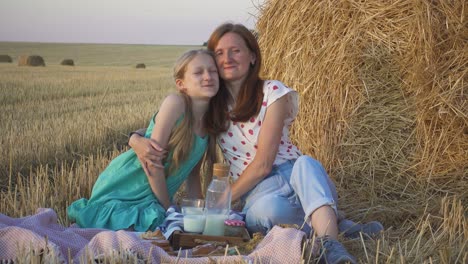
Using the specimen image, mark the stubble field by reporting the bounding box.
[0,42,199,223]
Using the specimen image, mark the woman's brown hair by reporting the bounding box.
[207,23,264,122]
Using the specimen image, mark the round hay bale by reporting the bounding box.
[17,55,28,66]
[27,55,45,66]
[257,0,466,185]
[135,63,146,69]
[60,59,74,66]
[18,55,45,66]
[0,55,12,63]
[256,1,467,260]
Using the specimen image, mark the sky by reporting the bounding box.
[0,0,264,45]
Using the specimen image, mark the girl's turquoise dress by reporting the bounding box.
[67,113,207,231]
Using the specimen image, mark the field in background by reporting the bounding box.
[0,42,200,188]
[0,42,197,67]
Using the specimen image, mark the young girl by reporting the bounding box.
[67,49,228,232]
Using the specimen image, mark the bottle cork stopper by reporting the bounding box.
[213,163,230,178]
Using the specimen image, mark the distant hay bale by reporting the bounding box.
[60,59,74,66]
[0,55,12,63]
[135,63,146,69]
[257,0,467,186]
[18,55,45,66]
[28,55,45,66]
[18,55,28,66]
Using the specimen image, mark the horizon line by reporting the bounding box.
[0,40,205,46]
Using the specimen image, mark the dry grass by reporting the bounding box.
[0,63,174,188]
[0,44,199,187]
[256,0,467,263]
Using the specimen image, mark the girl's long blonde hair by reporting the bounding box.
[166,50,228,178]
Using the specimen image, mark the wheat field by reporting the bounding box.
[0,43,200,176]
[0,42,200,212]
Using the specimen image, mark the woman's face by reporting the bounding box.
[213,32,255,83]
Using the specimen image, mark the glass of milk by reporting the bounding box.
[203,213,228,236]
[181,198,206,233]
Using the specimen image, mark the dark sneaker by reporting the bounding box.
[339,219,384,240]
[319,236,357,264]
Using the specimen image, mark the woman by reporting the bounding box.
[130,23,383,263]
[207,23,356,264]
[68,49,228,232]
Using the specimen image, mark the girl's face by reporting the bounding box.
[214,32,256,83]
[176,53,219,100]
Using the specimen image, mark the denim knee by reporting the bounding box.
[244,194,305,234]
[290,155,339,220]
[293,156,324,177]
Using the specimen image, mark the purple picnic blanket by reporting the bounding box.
[0,208,306,263]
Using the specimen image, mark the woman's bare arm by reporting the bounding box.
[129,132,167,175]
[230,95,288,201]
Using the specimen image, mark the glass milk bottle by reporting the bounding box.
[203,163,232,236]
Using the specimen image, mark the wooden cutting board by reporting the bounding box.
[171,227,251,250]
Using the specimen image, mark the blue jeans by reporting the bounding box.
[242,155,339,234]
